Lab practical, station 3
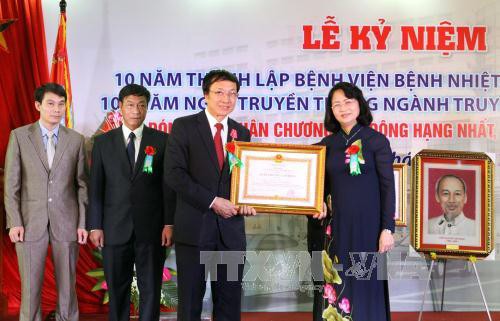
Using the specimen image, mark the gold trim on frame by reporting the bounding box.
[393,163,408,227]
[230,142,326,215]
[411,149,494,259]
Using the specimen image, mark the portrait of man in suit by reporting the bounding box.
[4,83,88,321]
[88,84,175,321]
[428,174,476,236]
[165,69,256,321]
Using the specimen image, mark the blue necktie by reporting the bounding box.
[127,132,136,172]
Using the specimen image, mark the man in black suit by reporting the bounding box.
[88,84,175,321]
[166,70,256,321]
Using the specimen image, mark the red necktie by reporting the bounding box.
[214,123,224,170]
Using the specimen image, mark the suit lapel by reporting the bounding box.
[197,112,221,176]
[112,127,133,178]
[50,126,69,173]
[132,126,149,181]
[28,122,50,173]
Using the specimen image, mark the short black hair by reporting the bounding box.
[435,174,467,195]
[202,69,240,94]
[34,83,67,103]
[118,84,151,103]
[324,82,373,133]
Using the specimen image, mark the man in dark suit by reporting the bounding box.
[165,70,256,321]
[88,84,175,321]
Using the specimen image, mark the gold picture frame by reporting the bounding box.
[393,163,408,227]
[411,149,494,259]
[230,142,326,215]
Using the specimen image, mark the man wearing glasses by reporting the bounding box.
[166,69,256,321]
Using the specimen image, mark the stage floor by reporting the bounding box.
[3,312,500,321]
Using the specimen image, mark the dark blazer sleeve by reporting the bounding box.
[87,136,105,230]
[163,134,176,225]
[165,118,216,211]
[373,133,396,233]
[240,125,251,142]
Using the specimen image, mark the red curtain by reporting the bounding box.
[0,0,108,316]
[0,0,49,167]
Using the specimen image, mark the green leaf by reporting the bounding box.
[160,280,178,308]
[131,291,140,314]
[103,292,109,304]
[91,282,104,291]
[162,282,177,290]
[322,250,342,285]
[92,249,103,262]
[322,304,345,321]
[86,269,105,278]
[161,296,178,308]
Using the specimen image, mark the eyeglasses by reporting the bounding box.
[331,99,356,110]
[210,90,239,100]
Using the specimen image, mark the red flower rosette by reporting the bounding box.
[345,145,359,155]
[145,146,156,156]
[225,141,236,154]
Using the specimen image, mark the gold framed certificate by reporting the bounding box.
[230,142,326,215]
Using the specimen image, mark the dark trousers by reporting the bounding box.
[102,235,166,321]
[175,234,245,321]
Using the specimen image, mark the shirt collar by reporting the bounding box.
[39,121,60,138]
[205,110,228,132]
[122,123,145,140]
[442,212,466,226]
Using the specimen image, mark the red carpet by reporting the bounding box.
[3,312,499,321]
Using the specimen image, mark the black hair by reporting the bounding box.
[435,174,467,195]
[324,82,373,133]
[118,84,151,103]
[202,69,240,94]
[34,83,67,103]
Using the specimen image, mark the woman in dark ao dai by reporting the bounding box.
[311,82,396,321]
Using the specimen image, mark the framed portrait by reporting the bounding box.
[393,163,408,227]
[411,149,494,259]
[230,142,326,215]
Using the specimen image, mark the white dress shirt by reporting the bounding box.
[39,121,60,149]
[122,123,144,162]
[205,110,230,208]
[205,110,228,157]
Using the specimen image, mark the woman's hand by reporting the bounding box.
[378,230,394,253]
[238,205,257,216]
[312,202,328,220]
